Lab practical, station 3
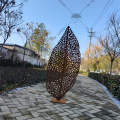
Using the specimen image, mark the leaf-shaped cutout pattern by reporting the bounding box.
[46,26,81,100]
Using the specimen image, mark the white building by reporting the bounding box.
[0,44,45,66]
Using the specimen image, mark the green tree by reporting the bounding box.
[82,48,92,72]
[118,56,120,72]
[92,63,97,72]
[90,41,102,72]
[113,56,120,74]
[27,23,53,63]
[99,55,110,73]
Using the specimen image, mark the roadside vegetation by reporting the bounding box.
[79,12,120,101]
[88,72,120,101]
[81,13,120,75]
[0,67,46,94]
[79,70,89,76]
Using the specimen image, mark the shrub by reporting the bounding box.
[88,72,120,100]
[0,67,46,93]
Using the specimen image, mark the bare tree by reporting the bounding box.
[99,13,120,74]
[0,0,28,57]
[0,0,28,13]
[0,0,15,13]
[17,22,34,67]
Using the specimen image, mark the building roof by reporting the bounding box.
[0,43,35,53]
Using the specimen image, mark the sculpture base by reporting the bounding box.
[51,98,66,103]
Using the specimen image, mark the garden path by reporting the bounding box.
[0,75,120,120]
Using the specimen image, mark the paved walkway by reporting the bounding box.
[0,75,120,120]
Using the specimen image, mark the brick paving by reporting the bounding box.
[0,75,120,120]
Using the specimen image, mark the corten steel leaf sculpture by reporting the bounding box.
[46,26,81,103]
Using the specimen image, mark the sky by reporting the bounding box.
[1,0,120,56]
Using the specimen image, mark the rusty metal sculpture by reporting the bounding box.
[46,26,81,103]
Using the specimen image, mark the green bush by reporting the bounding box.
[0,67,46,93]
[92,63,97,72]
[88,72,120,100]
[0,59,33,67]
[79,70,89,76]
[0,59,46,68]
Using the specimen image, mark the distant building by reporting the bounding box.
[0,44,45,66]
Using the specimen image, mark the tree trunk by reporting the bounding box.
[12,46,15,64]
[0,41,6,57]
[97,62,99,73]
[39,55,41,67]
[24,48,31,67]
[0,37,9,57]
[110,60,113,75]
[23,43,27,67]
[22,49,26,67]
[97,63,98,73]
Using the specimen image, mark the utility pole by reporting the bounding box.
[88,28,95,71]
[88,28,95,53]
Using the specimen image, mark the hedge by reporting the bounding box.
[0,67,46,94]
[88,72,120,100]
